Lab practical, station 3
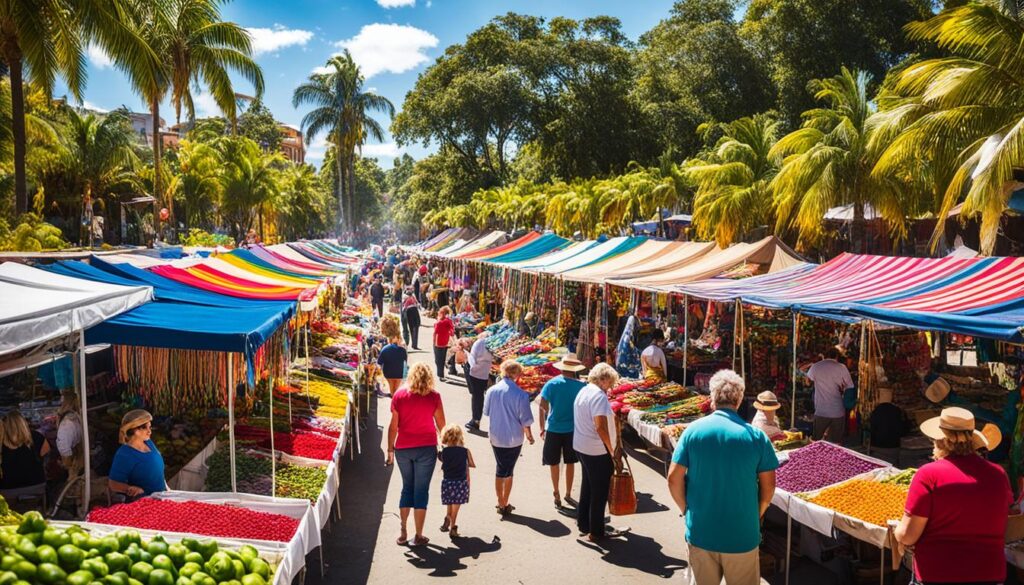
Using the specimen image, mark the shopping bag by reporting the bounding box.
[608,456,637,516]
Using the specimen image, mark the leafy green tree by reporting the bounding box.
[741,0,933,127]
[277,163,332,241]
[871,0,1024,254]
[168,138,221,230]
[770,68,906,249]
[635,0,773,157]
[687,114,779,246]
[214,136,282,240]
[238,99,283,152]
[294,51,394,236]
[0,0,160,215]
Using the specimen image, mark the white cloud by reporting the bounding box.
[192,91,221,118]
[426,0,432,7]
[334,24,438,78]
[245,25,314,56]
[360,143,402,159]
[305,136,329,161]
[80,100,108,113]
[87,43,113,69]
[376,0,415,7]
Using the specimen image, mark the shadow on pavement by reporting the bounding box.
[577,531,687,578]
[635,491,671,514]
[306,397,393,585]
[501,512,573,537]
[403,536,503,577]
[465,427,489,439]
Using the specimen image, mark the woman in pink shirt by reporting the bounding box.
[895,407,1012,584]
[386,362,446,547]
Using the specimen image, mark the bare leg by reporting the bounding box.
[413,509,427,538]
[450,504,461,526]
[565,463,574,499]
[399,507,410,543]
[494,477,504,508]
[549,465,561,499]
[502,477,514,507]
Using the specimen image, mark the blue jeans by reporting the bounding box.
[396,445,437,510]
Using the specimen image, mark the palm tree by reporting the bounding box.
[770,68,909,250]
[872,1,1024,254]
[215,136,282,240]
[294,51,394,237]
[0,0,161,215]
[687,114,779,246]
[168,139,221,230]
[124,0,264,226]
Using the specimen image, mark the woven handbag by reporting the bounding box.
[608,455,637,516]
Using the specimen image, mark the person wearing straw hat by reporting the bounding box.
[539,354,587,510]
[108,410,167,498]
[894,407,1012,585]
[750,391,785,441]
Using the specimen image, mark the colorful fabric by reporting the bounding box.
[615,315,641,378]
[441,478,470,505]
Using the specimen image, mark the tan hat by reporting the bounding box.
[924,377,950,404]
[754,391,781,411]
[553,354,586,373]
[920,407,987,450]
[119,409,153,444]
[981,423,1002,452]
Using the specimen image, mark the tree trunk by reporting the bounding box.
[335,146,346,238]
[348,156,356,239]
[852,200,865,253]
[150,98,164,235]
[83,182,93,248]
[10,57,27,216]
[258,206,264,241]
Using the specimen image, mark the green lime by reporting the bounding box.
[247,559,270,581]
[58,544,86,570]
[11,561,35,581]
[130,562,153,584]
[104,552,130,573]
[81,558,109,578]
[68,571,95,585]
[36,545,58,565]
[36,562,66,584]
[148,568,174,585]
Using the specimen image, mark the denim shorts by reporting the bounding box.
[395,445,437,509]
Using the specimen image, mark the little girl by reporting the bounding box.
[438,423,474,538]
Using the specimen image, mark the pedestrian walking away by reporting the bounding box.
[667,369,778,585]
[483,360,535,516]
[438,423,475,539]
[433,306,455,381]
[370,276,386,318]
[807,347,853,442]
[539,354,587,510]
[376,316,407,396]
[573,362,624,543]
[465,331,494,430]
[402,289,422,350]
[386,362,447,547]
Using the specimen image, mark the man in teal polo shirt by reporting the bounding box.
[667,369,778,585]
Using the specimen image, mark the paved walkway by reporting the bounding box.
[311,319,806,584]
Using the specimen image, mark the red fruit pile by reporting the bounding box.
[260,430,339,460]
[88,498,300,542]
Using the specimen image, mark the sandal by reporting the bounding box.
[396,530,409,545]
[564,495,578,508]
[410,535,429,546]
[440,517,450,532]
[449,525,459,538]
[553,491,562,509]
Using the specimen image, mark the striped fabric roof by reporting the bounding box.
[455,232,541,260]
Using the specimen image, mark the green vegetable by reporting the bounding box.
[104,572,130,585]
[203,553,233,582]
[167,545,187,568]
[15,539,37,562]
[69,570,96,585]
[231,560,245,580]
[100,537,120,555]
[0,557,18,572]
[146,540,168,558]
[11,561,35,581]
[189,571,215,585]
[175,578,191,585]
[71,532,91,550]
[178,563,201,579]
[247,559,270,581]
[82,558,109,578]
[17,512,45,535]
[36,562,66,584]
[104,552,130,573]
[195,541,217,562]
[116,532,141,551]
[42,530,69,550]
[0,572,14,585]
[152,555,176,575]
[36,545,57,565]
[59,544,86,570]
[130,562,153,583]
[183,553,203,566]
[148,568,174,585]
[122,546,141,564]
[240,574,265,585]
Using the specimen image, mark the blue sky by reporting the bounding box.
[63,0,676,168]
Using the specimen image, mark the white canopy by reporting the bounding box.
[0,262,153,356]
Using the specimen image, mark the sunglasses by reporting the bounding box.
[136,422,152,430]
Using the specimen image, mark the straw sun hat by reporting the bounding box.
[553,354,586,373]
[753,391,781,411]
[920,407,989,450]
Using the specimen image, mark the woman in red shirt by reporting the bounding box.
[433,306,455,381]
[386,362,446,547]
[895,407,1012,584]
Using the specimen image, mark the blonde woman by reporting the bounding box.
[377,316,407,396]
[0,411,48,489]
[573,362,622,542]
[438,424,475,538]
[483,360,534,516]
[386,362,447,546]
[894,407,1012,584]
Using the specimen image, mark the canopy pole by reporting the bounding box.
[732,301,738,370]
[738,300,746,381]
[304,320,312,405]
[77,331,91,516]
[555,277,563,343]
[269,373,276,499]
[791,312,800,430]
[228,353,237,493]
[682,295,689,388]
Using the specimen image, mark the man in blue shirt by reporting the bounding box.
[539,354,586,510]
[483,360,534,516]
[667,369,777,585]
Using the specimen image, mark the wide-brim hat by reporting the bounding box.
[920,406,987,450]
[553,354,586,373]
[754,391,781,411]
[924,377,951,404]
[981,423,1002,452]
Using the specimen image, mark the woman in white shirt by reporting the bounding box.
[751,391,785,441]
[640,329,667,379]
[573,363,625,542]
[56,392,84,477]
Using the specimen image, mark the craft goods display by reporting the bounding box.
[775,441,885,493]
[88,498,300,542]
[804,478,909,527]
[0,512,278,585]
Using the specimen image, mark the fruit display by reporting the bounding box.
[776,441,885,493]
[772,431,809,451]
[88,498,300,543]
[151,417,223,473]
[0,512,277,585]
[805,479,910,527]
[203,448,327,503]
[277,378,350,420]
[0,496,20,526]
[232,424,340,461]
[638,395,711,426]
[880,468,917,486]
